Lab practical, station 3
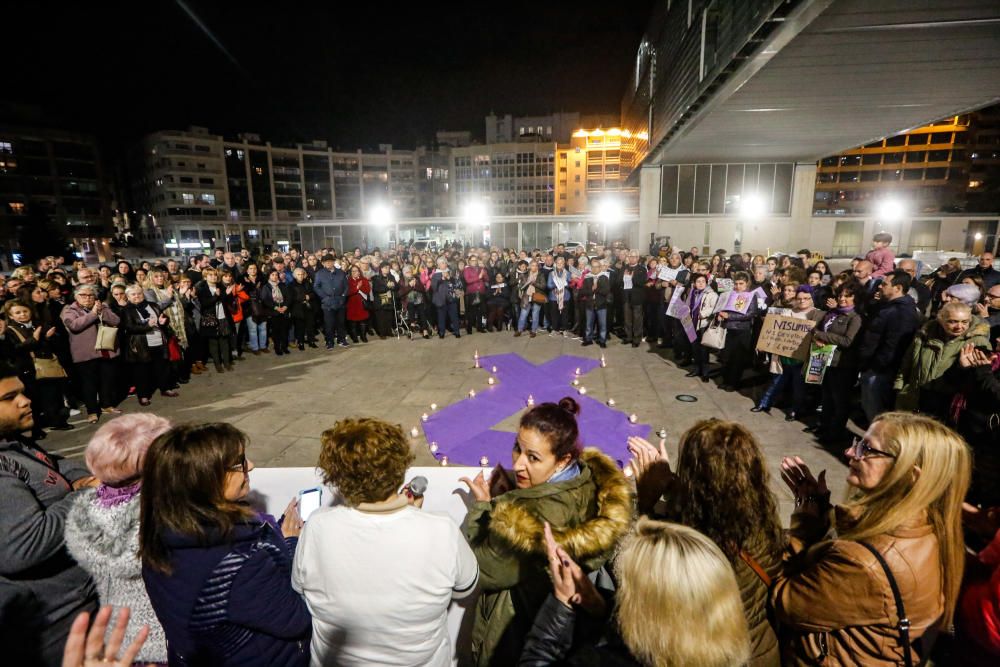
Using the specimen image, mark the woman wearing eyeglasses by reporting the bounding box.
[772,412,970,666]
[140,423,311,667]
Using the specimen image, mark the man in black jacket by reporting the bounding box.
[0,361,98,666]
[957,251,1000,291]
[621,250,648,347]
[857,270,921,422]
[580,258,611,348]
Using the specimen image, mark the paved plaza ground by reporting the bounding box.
[42,332,851,521]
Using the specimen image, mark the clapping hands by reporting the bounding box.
[780,456,829,515]
[959,342,996,368]
[543,522,606,615]
[627,435,673,515]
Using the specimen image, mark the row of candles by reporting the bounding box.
[411,350,655,467]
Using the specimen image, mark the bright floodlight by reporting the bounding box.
[739,193,767,220]
[876,199,905,222]
[596,200,624,225]
[464,201,489,226]
[369,204,392,226]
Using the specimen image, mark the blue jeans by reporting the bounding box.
[246,317,267,351]
[759,362,806,413]
[585,308,607,343]
[860,370,894,422]
[518,303,542,332]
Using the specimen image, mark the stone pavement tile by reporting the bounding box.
[261,437,322,468]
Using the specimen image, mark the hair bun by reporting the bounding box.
[558,396,581,416]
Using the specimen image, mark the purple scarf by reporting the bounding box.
[687,287,705,319]
[821,305,854,331]
[95,480,142,508]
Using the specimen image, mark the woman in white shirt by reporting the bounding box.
[292,417,479,667]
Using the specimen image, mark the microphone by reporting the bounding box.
[406,476,428,498]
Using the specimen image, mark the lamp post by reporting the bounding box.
[596,199,623,247]
[464,201,489,246]
[367,203,393,251]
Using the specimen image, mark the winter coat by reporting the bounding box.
[64,490,167,663]
[894,317,992,411]
[60,302,122,362]
[487,282,511,308]
[287,280,315,320]
[772,507,944,666]
[462,449,633,667]
[0,438,97,645]
[260,281,291,319]
[957,363,1000,506]
[621,264,647,306]
[313,267,347,310]
[519,594,638,666]
[194,281,231,337]
[858,295,921,374]
[346,276,371,321]
[685,288,719,331]
[578,274,611,310]
[957,527,1000,663]
[120,301,169,364]
[518,271,548,308]
[371,273,399,311]
[464,266,488,295]
[811,309,863,368]
[142,515,311,667]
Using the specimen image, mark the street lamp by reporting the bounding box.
[367,204,393,251]
[463,201,489,246]
[596,199,624,245]
[876,198,905,222]
[738,193,767,220]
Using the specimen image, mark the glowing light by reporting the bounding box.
[739,194,767,220]
[607,398,616,406]
[600,355,607,368]
[468,389,476,398]
[572,379,580,386]
[429,442,439,453]
[657,428,667,439]
[975,232,984,240]
[440,456,449,466]
[488,377,495,385]
[628,414,638,424]
[596,200,624,225]
[491,365,497,373]
[421,413,429,422]
[369,204,393,226]
[527,394,535,406]
[578,386,587,395]
[479,456,489,467]
[876,199,905,222]
[410,427,419,437]
[464,201,489,227]
[430,403,437,411]
[623,464,634,478]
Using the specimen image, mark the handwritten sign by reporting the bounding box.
[657,266,680,282]
[672,301,697,342]
[755,314,817,361]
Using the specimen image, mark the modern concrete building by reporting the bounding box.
[449,141,557,217]
[623,0,1000,257]
[555,127,642,216]
[0,124,115,265]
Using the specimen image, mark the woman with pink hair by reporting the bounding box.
[64,413,172,665]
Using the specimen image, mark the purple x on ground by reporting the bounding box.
[422,353,651,467]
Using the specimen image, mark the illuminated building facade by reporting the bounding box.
[555,127,643,216]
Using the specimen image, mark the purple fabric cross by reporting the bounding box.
[422,353,651,467]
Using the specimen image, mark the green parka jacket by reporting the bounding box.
[461,448,633,667]
[894,316,991,410]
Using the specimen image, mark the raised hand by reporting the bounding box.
[280,497,304,538]
[61,606,150,667]
[959,342,994,368]
[543,522,606,616]
[627,435,673,515]
[460,471,491,502]
[780,456,829,514]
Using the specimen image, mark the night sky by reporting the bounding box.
[5,1,654,154]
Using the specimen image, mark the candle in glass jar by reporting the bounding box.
[410,426,419,437]
[421,413,429,422]
[468,389,476,398]
[628,413,638,424]
[578,386,587,395]
[479,456,489,467]
[429,442,439,453]
[439,456,449,466]
[607,398,616,407]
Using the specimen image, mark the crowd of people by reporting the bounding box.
[0,236,999,666]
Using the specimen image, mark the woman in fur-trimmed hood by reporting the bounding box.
[461,397,633,666]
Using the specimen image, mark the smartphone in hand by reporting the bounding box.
[298,487,323,521]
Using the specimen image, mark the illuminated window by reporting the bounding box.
[8,202,25,214]
[236,149,245,160]
[200,193,216,205]
[182,193,194,204]
[0,141,12,153]
[255,167,263,175]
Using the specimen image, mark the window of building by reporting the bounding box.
[200,193,216,204]
[199,177,214,185]
[903,168,924,180]
[0,141,12,153]
[862,153,882,165]
[8,202,25,214]
[255,167,263,175]
[574,174,581,182]
[180,176,194,184]
[885,135,907,147]
[840,155,861,167]
[236,149,245,160]
[820,156,838,167]
[860,171,880,182]
[907,151,926,162]
[575,161,581,168]
[839,171,859,183]
[908,134,929,145]
[925,167,947,179]
[883,152,903,164]
[930,132,952,144]
[182,193,194,204]
[928,150,950,162]
[195,145,211,153]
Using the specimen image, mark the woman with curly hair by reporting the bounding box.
[629,419,784,666]
[461,397,633,666]
[292,417,479,667]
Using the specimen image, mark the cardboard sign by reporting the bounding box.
[755,314,817,361]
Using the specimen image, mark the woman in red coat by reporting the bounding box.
[346,265,371,343]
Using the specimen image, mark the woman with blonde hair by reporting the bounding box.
[773,412,971,666]
[629,419,783,666]
[520,518,750,666]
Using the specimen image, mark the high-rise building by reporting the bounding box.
[127,127,424,254]
[0,124,115,265]
[555,127,641,215]
[449,142,557,217]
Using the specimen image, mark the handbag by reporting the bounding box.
[33,355,68,380]
[167,336,183,362]
[94,313,118,351]
[701,316,727,350]
[531,290,548,305]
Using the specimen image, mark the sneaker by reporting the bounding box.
[598,341,607,349]
[339,341,350,348]
[581,340,593,347]
[69,408,81,417]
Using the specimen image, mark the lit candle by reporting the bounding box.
[607,398,616,406]
[600,355,607,368]
[571,379,580,386]
[575,367,581,376]
[526,394,535,406]
[474,349,479,359]
[578,386,587,395]
[410,426,419,437]
[430,403,437,411]
[429,442,439,453]
[479,456,489,467]
[491,365,497,373]
[628,413,638,424]
[468,389,476,398]
[439,456,449,466]
[487,377,495,385]
[657,428,667,439]
[421,413,429,422]
[623,464,634,478]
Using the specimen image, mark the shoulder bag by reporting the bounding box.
[700,315,727,350]
[10,328,68,379]
[858,541,937,667]
[94,312,119,351]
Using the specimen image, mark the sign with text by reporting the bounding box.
[666,285,686,318]
[672,301,697,342]
[755,314,817,361]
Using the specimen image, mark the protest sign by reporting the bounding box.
[716,290,753,315]
[804,343,837,384]
[750,286,768,309]
[666,285,686,318]
[673,301,697,342]
[715,278,734,292]
[755,314,816,361]
[657,266,680,282]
